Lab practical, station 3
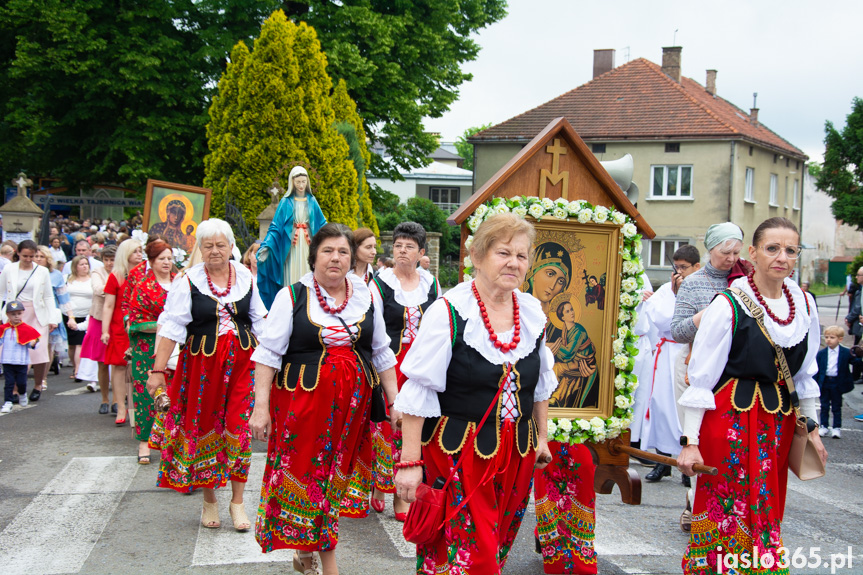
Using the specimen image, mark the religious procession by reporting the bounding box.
[1,3,861,575]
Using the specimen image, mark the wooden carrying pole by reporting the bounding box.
[607,438,718,475]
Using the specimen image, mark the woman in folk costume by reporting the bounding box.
[351,227,377,285]
[256,166,327,309]
[146,219,267,531]
[678,218,827,574]
[395,213,556,575]
[342,222,441,520]
[250,223,400,575]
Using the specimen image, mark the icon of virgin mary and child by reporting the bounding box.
[522,242,598,409]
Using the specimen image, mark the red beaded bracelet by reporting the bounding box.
[394,460,423,470]
[149,369,171,377]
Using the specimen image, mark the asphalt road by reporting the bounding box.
[1,293,861,575]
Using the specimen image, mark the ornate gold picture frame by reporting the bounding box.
[521,218,622,420]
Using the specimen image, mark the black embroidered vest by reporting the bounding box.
[421,302,542,458]
[185,278,257,356]
[371,276,438,355]
[713,290,808,415]
[277,282,380,392]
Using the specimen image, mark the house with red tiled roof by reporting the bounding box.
[470,47,808,284]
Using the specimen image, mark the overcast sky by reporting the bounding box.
[424,0,863,163]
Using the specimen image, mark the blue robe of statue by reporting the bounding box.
[257,193,327,309]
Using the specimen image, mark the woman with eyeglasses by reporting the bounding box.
[677,217,827,573]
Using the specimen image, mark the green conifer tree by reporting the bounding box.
[204,11,358,229]
[332,79,379,236]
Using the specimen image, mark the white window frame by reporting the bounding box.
[649,165,694,199]
[793,179,800,209]
[646,238,690,269]
[744,167,755,203]
[429,186,459,205]
[769,174,778,206]
[784,176,790,208]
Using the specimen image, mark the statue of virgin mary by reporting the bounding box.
[256,166,327,309]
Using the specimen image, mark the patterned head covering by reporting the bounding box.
[525,241,572,292]
[166,199,186,215]
[704,222,743,252]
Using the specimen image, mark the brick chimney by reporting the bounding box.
[661,46,682,82]
[593,49,615,78]
[706,69,717,95]
[750,108,759,124]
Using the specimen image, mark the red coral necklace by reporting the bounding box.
[472,282,520,352]
[314,277,350,315]
[747,272,795,326]
[205,266,232,298]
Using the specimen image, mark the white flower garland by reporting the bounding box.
[463,196,644,444]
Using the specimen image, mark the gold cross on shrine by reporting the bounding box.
[539,138,569,199]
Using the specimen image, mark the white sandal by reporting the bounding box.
[292,550,321,575]
[229,502,251,532]
[201,500,220,528]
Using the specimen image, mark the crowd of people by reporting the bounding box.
[1,188,855,575]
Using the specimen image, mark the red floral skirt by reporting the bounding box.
[255,346,372,553]
[534,442,597,574]
[340,343,410,517]
[415,420,534,575]
[149,333,254,492]
[682,381,795,574]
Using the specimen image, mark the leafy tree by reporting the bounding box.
[1,0,506,195]
[204,11,360,229]
[0,0,278,189]
[373,196,459,260]
[817,97,863,228]
[280,1,507,180]
[454,123,492,171]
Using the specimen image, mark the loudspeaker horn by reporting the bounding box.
[599,154,634,195]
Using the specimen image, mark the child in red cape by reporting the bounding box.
[0,300,41,413]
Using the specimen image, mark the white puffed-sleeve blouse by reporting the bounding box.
[251,272,397,373]
[157,261,268,344]
[679,276,820,438]
[370,267,441,345]
[394,279,559,419]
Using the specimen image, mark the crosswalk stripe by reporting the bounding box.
[56,385,91,396]
[0,403,37,417]
[0,456,139,575]
[787,473,863,518]
[191,454,294,566]
[376,511,416,558]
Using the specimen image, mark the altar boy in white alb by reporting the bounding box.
[636,245,701,482]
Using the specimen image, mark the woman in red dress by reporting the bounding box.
[250,223,400,575]
[147,219,266,532]
[126,240,175,464]
[101,239,143,425]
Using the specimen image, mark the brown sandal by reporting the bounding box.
[201,500,220,529]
